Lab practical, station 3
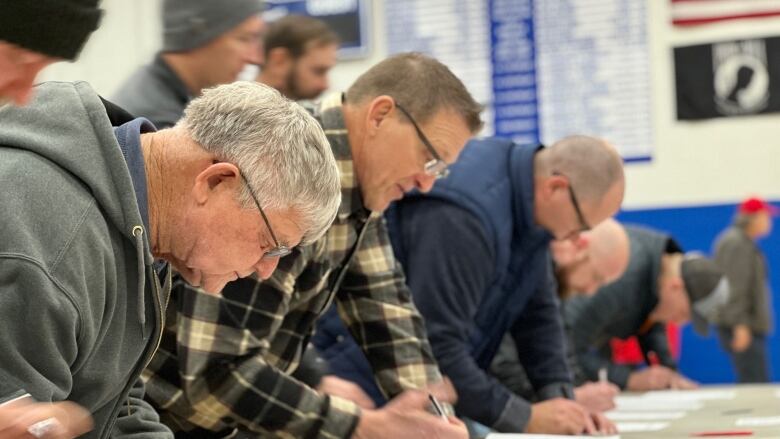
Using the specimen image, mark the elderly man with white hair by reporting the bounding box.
[0,80,340,438]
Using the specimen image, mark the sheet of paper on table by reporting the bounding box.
[486,435,620,439]
[736,416,780,427]
[614,422,669,432]
[775,389,780,399]
[614,395,703,411]
[641,389,736,401]
[606,411,686,421]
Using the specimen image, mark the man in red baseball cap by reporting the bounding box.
[712,196,777,383]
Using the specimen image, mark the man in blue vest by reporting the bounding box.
[314,136,625,433]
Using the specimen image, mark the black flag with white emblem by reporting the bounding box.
[674,36,780,120]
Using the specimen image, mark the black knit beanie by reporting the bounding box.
[0,0,103,60]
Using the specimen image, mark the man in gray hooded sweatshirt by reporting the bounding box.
[0,80,340,438]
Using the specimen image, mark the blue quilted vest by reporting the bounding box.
[387,137,553,369]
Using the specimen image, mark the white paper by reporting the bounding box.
[606,411,685,421]
[614,395,703,411]
[775,389,780,399]
[614,422,669,432]
[736,416,780,427]
[486,435,620,439]
[641,389,736,401]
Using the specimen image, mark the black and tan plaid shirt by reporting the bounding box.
[142,93,442,439]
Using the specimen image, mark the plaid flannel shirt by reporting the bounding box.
[142,93,443,439]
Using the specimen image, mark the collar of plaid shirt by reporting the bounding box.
[317,93,377,223]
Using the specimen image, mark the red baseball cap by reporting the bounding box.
[738,197,779,215]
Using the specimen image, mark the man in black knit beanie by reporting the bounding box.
[0,0,103,105]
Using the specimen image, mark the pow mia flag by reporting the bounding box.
[674,37,780,120]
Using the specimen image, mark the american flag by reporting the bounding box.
[672,0,780,26]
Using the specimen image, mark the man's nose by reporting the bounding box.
[254,257,280,279]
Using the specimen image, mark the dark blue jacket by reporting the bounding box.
[313,138,572,431]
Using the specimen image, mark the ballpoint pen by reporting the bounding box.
[428,394,448,421]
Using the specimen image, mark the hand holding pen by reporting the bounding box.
[0,396,93,439]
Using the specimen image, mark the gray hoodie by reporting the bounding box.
[0,82,172,438]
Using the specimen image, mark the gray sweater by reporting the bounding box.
[0,82,172,438]
[713,226,773,335]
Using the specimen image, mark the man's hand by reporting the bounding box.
[627,366,698,391]
[574,381,619,413]
[0,398,93,439]
[525,398,596,435]
[590,411,619,435]
[318,376,376,409]
[626,365,676,391]
[669,373,698,390]
[353,390,467,439]
[732,324,752,353]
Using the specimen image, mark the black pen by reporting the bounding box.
[428,394,448,421]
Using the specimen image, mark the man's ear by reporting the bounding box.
[364,95,395,134]
[192,162,240,204]
[539,173,566,198]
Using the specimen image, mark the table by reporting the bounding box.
[485,384,780,438]
[618,384,780,438]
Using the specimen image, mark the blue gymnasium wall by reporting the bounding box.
[617,202,779,383]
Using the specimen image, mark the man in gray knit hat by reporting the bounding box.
[113,0,265,128]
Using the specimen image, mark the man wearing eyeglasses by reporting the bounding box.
[140,53,484,439]
[380,135,625,435]
[0,81,340,438]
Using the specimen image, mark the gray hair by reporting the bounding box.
[345,52,484,134]
[536,135,624,202]
[179,81,341,244]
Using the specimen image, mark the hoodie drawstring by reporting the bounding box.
[132,226,146,326]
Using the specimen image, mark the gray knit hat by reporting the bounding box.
[162,0,265,52]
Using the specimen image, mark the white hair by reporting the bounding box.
[179,81,340,244]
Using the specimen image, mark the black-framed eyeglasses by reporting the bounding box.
[553,171,591,233]
[395,103,450,179]
[239,170,292,259]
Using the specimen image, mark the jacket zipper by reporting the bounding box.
[103,247,169,436]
